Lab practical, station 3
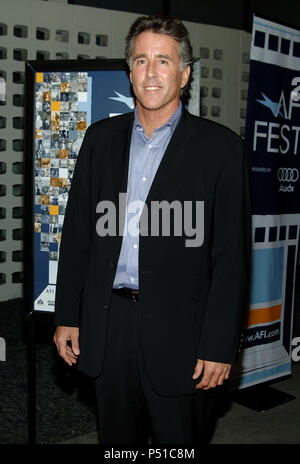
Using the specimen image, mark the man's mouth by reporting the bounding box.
[144,86,161,91]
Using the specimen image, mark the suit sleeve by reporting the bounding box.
[54,127,93,327]
[197,137,252,364]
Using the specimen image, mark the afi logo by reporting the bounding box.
[257,80,300,120]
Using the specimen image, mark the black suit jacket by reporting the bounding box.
[54,108,251,396]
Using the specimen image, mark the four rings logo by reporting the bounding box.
[277,168,299,182]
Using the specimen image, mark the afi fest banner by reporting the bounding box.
[231,16,300,389]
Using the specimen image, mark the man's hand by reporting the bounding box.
[192,359,231,390]
[53,326,80,367]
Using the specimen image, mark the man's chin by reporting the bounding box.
[135,96,180,115]
[137,101,164,111]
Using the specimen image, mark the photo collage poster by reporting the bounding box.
[33,67,133,312]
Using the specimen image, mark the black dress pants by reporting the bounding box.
[94,292,216,445]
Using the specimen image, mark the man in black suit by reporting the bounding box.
[54,15,251,444]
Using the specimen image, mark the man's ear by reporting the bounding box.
[181,65,190,89]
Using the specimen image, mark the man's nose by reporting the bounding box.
[146,60,157,79]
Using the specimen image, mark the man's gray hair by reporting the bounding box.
[125,15,193,72]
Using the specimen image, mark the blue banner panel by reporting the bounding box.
[250,247,284,304]
[246,60,300,215]
[231,17,300,390]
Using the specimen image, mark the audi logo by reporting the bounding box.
[277,168,299,182]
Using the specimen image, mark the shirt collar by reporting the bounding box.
[134,100,182,138]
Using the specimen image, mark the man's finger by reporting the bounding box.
[217,372,226,386]
[59,348,73,366]
[53,326,80,366]
[196,361,215,388]
[196,364,222,389]
[201,371,220,390]
[58,345,70,364]
[217,366,231,385]
[59,345,76,366]
[225,366,231,379]
[196,368,213,389]
[71,332,80,356]
[66,346,78,364]
[199,367,229,389]
[192,359,204,379]
[55,337,67,355]
[66,345,78,358]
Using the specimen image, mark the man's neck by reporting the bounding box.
[136,101,180,138]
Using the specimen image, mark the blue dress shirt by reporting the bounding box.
[113,102,182,289]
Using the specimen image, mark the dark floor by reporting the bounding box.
[0,267,299,445]
[0,300,97,444]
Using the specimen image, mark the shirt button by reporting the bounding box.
[130,277,134,282]
[148,144,152,148]
[142,176,147,182]
[133,243,137,248]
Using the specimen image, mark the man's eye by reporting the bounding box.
[136,59,145,65]
[159,59,168,65]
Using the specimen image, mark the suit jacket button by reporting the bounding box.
[109,261,115,268]
[103,304,109,311]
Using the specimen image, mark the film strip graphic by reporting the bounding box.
[242,214,300,355]
[251,15,300,72]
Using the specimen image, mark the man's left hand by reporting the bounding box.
[192,359,231,390]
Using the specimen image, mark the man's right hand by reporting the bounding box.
[53,326,80,366]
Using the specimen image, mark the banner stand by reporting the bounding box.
[27,312,36,444]
[26,310,54,444]
[231,381,295,412]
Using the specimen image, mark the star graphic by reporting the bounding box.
[256,92,284,118]
[108,91,134,109]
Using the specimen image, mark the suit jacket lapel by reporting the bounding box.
[111,112,134,198]
[109,108,192,205]
[145,108,191,204]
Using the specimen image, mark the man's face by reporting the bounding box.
[129,31,190,115]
